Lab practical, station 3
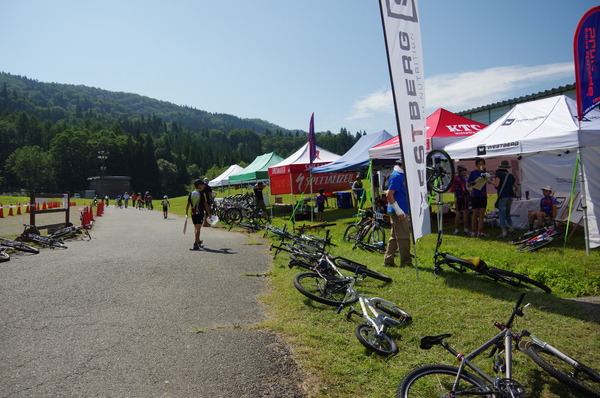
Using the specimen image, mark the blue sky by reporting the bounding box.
[1,1,596,134]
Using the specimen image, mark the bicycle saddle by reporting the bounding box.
[420,334,451,350]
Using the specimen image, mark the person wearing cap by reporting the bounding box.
[452,165,470,235]
[383,160,411,267]
[528,186,557,230]
[492,160,518,238]
[161,195,170,219]
[186,179,212,250]
[351,174,365,210]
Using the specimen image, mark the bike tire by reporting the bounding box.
[397,364,491,398]
[0,239,39,254]
[355,324,398,356]
[486,267,551,294]
[426,149,455,193]
[367,225,386,246]
[293,272,357,307]
[343,224,360,242]
[225,208,242,224]
[509,228,547,245]
[519,341,600,398]
[517,237,554,252]
[334,257,392,283]
[0,250,9,262]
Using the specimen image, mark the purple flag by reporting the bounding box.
[575,6,600,119]
[308,113,316,164]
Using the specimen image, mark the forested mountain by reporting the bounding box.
[0,72,363,197]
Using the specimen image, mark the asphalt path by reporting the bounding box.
[1,207,307,397]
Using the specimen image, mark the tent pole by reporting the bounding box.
[577,148,591,255]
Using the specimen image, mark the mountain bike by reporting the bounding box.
[337,275,411,355]
[433,229,551,293]
[343,211,386,253]
[49,224,92,241]
[0,237,40,254]
[396,293,600,397]
[18,224,67,249]
[426,149,455,193]
[509,224,562,252]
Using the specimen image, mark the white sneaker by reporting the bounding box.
[478,232,487,237]
[470,232,476,237]
[464,228,470,234]
[453,229,460,235]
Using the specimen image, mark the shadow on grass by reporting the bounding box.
[432,270,599,325]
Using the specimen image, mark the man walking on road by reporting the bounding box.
[186,179,212,250]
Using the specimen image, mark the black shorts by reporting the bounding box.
[191,213,205,225]
[455,197,469,212]
[317,203,324,212]
[470,196,487,210]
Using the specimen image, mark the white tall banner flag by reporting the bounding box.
[379,0,430,240]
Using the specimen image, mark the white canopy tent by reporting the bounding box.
[444,95,600,250]
[208,164,244,187]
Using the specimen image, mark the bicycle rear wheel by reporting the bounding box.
[334,257,392,283]
[355,324,398,356]
[397,364,491,398]
[519,341,600,398]
[517,237,554,252]
[0,249,9,262]
[486,267,551,294]
[293,272,357,307]
[426,149,455,193]
[373,301,412,325]
[0,239,39,254]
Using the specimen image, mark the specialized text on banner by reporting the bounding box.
[378,0,430,240]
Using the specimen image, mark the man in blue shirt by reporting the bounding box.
[384,160,411,267]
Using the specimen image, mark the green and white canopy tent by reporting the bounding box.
[228,152,284,183]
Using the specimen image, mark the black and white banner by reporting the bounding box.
[379,0,430,240]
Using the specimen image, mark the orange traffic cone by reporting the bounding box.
[25,203,30,213]
[42,202,47,210]
[88,206,95,222]
[8,204,14,216]
[16,203,22,215]
[0,204,4,218]
[95,202,102,217]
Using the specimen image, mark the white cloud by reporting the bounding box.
[346,62,574,121]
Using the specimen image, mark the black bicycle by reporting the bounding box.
[509,224,562,252]
[0,237,40,254]
[18,224,67,249]
[343,211,386,254]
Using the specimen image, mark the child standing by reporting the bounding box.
[315,189,327,222]
[453,165,470,234]
[161,195,170,219]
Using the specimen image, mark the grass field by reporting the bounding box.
[2,190,599,397]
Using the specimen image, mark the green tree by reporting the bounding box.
[5,146,53,190]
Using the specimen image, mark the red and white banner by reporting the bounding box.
[379,0,430,240]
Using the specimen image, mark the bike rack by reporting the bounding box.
[28,191,73,232]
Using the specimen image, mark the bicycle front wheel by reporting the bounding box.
[426,149,455,193]
[519,341,600,398]
[293,272,357,307]
[486,267,551,294]
[367,225,386,246]
[0,250,9,262]
[343,224,360,242]
[397,364,491,398]
[355,324,398,356]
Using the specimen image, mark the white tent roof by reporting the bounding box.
[208,164,244,187]
[269,142,340,169]
[444,95,600,160]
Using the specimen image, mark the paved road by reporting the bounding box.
[1,207,307,397]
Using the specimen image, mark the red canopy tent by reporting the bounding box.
[268,143,355,195]
[368,108,487,159]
